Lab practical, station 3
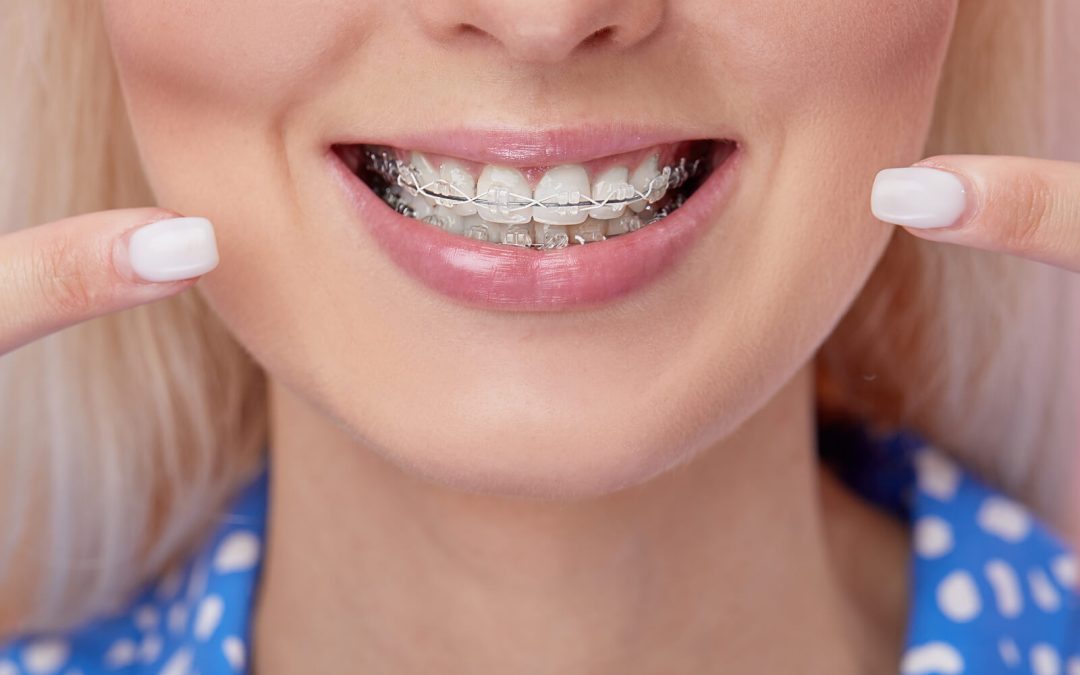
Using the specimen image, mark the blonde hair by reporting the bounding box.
[0,0,1076,634]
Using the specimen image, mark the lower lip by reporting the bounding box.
[329,143,742,312]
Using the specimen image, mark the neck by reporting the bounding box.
[253,364,908,674]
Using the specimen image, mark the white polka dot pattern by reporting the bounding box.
[899,444,1080,674]
[901,642,964,674]
[221,637,245,671]
[914,516,954,559]
[22,639,69,674]
[1068,655,1080,675]
[1031,643,1062,675]
[0,464,270,674]
[985,559,1023,618]
[1000,637,1021,667]
[0,434,1076,674]
[102,639,136,669]
[936,571,982,622]
[1053,555,1078,589]
[213,533,260,574]
[1030,567,1064,613]
[977,496,1032,543]
[194,596,225,641]
[913,448,962,501]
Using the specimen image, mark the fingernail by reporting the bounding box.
[871,167,968,229]
[127,216,220,282]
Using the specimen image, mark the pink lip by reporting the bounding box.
[334,124,738,168]
[328,134,742,312]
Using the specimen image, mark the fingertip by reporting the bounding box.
[114,216,220,285]
[870,165,969,230]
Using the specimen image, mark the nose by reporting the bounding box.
[412,0,665,64]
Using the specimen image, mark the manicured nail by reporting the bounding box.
[128,216,219,282]
[871,167,968,229]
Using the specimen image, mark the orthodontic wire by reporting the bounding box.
[362,148,705,215]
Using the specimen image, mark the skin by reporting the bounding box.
[1,0,1078,671]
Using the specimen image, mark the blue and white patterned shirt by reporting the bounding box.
[0,420,1077,674]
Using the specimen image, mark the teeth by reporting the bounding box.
[374,144,705,248]
[476,165,532,225]
[534,223,570,249]
[589,166,633,219]
[439,160,478,215]
[429,205,467,235]
[410,152,440,199]
[406,193,435,221]
[569,218,607,244]
[605,211,642,236]
[533,165,591,225]
[629,154,663,213]
[464,217,504,243]
[501,223,534,247]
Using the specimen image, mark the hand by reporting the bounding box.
[0,208,219,356]
[870,155,1080,273]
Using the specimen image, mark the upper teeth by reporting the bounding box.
[396,152,675,224]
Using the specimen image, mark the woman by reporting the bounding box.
[0,0,1078,673]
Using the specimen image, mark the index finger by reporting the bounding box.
[0,208,219,355]
[870,155,1080,273]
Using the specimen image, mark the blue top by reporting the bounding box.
[0,420,1077,674]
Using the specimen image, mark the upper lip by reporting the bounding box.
[333,123,736,168]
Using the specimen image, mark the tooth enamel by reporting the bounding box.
[464,217,504,243]
[370,142,704,248]
[569,218,607,244]
[501,223,534,247]
[535,223,570,249]
[409,151,439,198]
[606,211,642,236]
[589,166,633,219]
[476,165,532,225]
[430,205,467,235]
[533,165,590,225]
[407,193,435,221]
[629,154,661,213]
[439,160,478,216]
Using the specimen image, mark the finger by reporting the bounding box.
[0,208,219,355]
[870,155,1080,272]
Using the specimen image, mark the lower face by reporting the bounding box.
[102,0,958,497]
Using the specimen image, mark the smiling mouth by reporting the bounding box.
[334,139,735,249]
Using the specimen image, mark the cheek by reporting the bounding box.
[689,0,956,124]
[101,0,365,114]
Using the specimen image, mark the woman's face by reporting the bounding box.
[101,0,958,497]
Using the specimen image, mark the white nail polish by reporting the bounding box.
[871,167,967,228]
[128,217,219,282]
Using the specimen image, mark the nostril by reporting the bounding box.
[582,26,616,49]
[456,22,509,48]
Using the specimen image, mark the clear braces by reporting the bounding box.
[361,148,706,249]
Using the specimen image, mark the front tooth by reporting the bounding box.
[476,165,532,224]
[589,166,633,219]
[533,165,590,225]
[629,154,663,213]
[439,160,478,216]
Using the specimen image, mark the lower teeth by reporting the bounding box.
[355,144,712,249]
